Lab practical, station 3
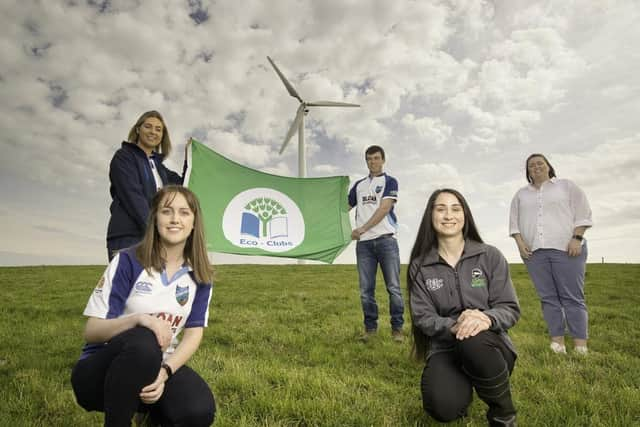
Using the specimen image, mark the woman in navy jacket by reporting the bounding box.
[408,189,520,427]
[107,110,186,260]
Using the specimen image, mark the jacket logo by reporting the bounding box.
[470,268,487,288]
[425,278,444,291]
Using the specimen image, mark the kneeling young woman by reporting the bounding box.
[71,186,216,426]
[408,189,520,426]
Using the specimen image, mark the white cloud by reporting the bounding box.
[1,0,638,265]
[313,164,339,174]
[401,114,453,147]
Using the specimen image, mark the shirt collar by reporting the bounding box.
[527,176,557,190]
[368,172,386,179]
[122,141,164,160]
[160,264,191,286]
[420,239,486,266]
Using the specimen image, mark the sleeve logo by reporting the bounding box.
[94,276,105,294]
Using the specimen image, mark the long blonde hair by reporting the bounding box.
[127,110,172,157]
[136,186,213,284]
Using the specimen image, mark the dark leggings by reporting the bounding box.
[421,331,516,423]
[71,327,215,426]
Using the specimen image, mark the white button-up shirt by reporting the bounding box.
[509,178,593,252]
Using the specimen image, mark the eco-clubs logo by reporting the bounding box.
[222,188,305,252]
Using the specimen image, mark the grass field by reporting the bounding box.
[0,263,639,426]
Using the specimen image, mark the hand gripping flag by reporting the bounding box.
[184,140,352,263]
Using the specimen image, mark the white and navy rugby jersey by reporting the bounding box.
[80,249,212,360]
[348,173,398,241]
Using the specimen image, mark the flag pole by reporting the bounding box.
[298,111,306,265]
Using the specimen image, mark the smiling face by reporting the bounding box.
[137,117,164,155]
[366,152,385,176]
[431,191,465,239]
[527,155,551,184]
[156,192,195,248]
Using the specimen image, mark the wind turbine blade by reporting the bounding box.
[279,104,305,155]
[306,101,360,107]
[267,56,303,103]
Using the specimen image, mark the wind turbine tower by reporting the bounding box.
[267,56,360,177]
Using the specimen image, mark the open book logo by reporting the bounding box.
[241,197,288,239]
[222,188,305,252]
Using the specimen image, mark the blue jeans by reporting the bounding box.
[356,235,404,331]
[524,242,589,339]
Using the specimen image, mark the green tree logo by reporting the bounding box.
[245,197,287,237]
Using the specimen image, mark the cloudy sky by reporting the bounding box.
[2,0,639,266]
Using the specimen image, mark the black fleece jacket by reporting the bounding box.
[408,240,520,359]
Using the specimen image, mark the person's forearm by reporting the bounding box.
[358,199,394,232]
[83,314,145,343]
[360,209,389,232]
[573,226,588,237]
[163,328,203,373]
[512,233,526,246]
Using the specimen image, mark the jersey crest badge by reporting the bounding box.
[176,285,189,306]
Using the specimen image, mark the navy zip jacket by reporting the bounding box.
[106,142,184,246]
[408,240,520,360]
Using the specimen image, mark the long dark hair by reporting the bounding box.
[525,153,556,184]
[407,189,483,360]
[136,186,213,284]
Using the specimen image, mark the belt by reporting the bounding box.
[373,233,394,240]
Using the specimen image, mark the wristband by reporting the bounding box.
[572,235,584,241]
[161,362,173,379]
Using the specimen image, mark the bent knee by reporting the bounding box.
[424,404,465,423]
[119,327,162,363]
[423,392,467,422]
[172,403,216,426]
[457,331,492,354]
[179,411,216,427]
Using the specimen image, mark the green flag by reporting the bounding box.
[185,140,352,263]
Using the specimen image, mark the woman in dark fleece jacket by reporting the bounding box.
[408,189,520,427]
[106,110,186,260]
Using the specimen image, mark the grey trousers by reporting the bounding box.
[525,243,588,339]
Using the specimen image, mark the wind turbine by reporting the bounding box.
[267,56,360,177]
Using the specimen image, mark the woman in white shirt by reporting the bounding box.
[509,153,593,355]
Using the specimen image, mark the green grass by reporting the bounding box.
[0,264,639,426]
